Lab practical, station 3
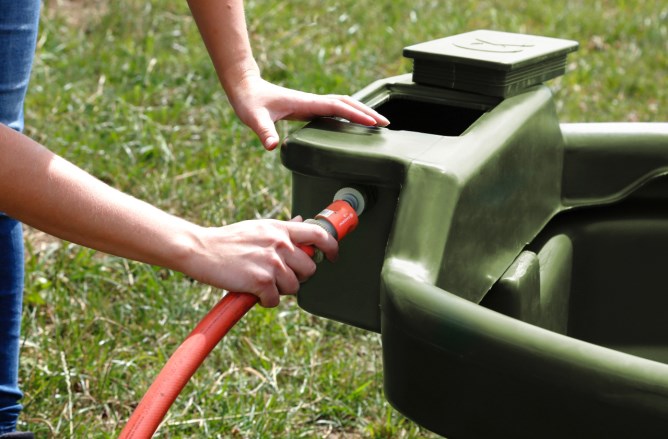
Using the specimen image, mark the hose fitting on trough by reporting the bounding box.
[303,187,367,262]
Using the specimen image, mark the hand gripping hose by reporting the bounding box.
[119,187,366,439]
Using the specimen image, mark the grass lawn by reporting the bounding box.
[18,0,666,437]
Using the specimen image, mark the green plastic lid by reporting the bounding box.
[403,30,579,97]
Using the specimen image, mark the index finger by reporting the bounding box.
[337,95,390,127]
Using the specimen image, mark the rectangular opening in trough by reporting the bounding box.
[374,96,487,136]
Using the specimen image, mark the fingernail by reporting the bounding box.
[265,136,278,150]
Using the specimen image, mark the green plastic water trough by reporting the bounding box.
[281,30,668,438]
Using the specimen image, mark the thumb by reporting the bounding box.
[249,110,280,151]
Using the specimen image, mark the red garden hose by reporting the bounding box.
[119,188,366,439]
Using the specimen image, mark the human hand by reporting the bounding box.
[181,217,338,307]
[227,72,390,150]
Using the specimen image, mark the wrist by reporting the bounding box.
[161,222,205,276]
[219,60,261,97]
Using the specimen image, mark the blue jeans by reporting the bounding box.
[0,0,40,433]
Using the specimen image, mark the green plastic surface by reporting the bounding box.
[281,36,668,438]
[283,75,563,329]
[403,30,579,97]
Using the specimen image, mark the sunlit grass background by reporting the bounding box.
[19,0,666,437]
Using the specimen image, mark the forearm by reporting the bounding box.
[185,0,389,150]
[186,0,260,94]
[1,123,340,306]
[0,124,197,273]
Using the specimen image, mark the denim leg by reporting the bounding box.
[0,0,41,132]
[0,218,26,435]
[0,0,41,433]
